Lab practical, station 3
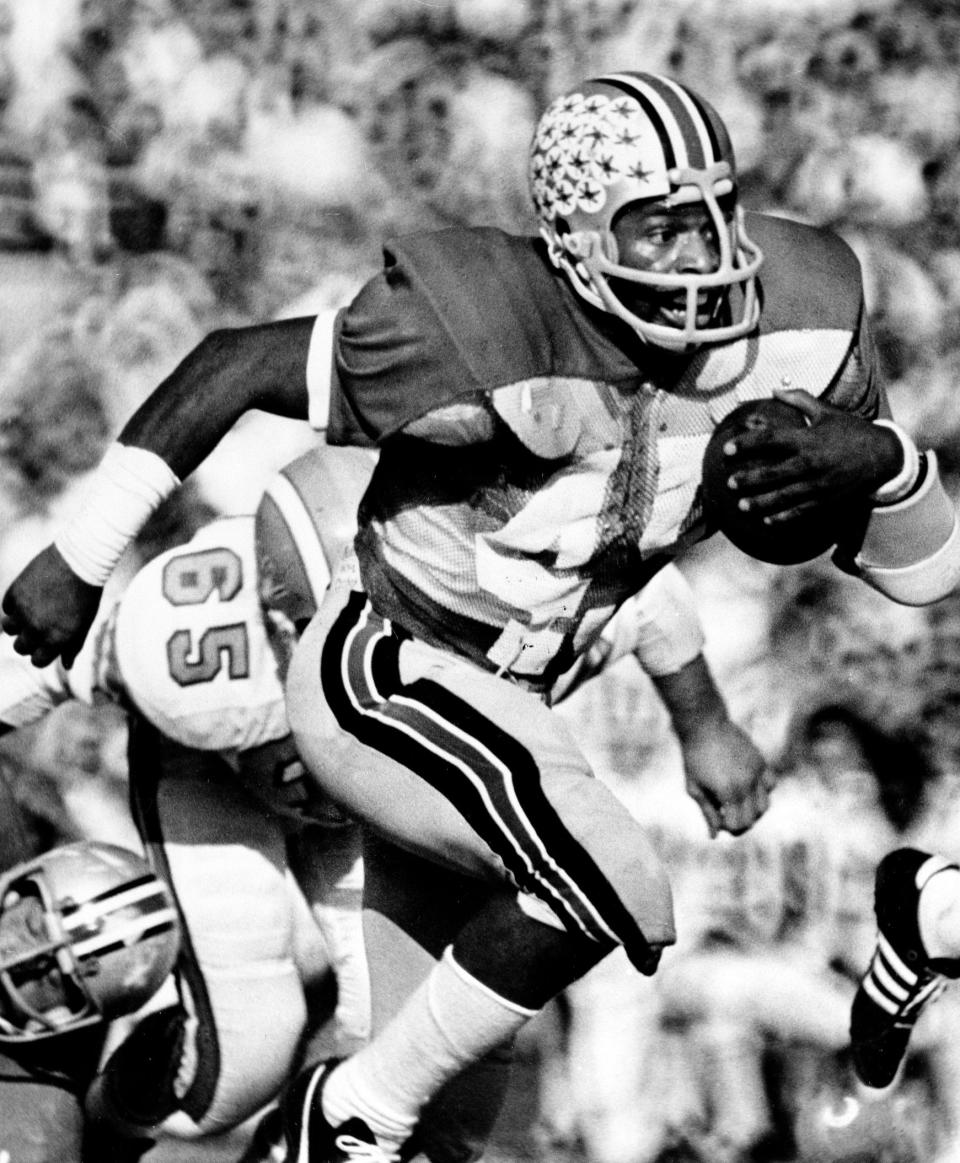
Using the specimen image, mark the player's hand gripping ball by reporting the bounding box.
[702,398,848,565]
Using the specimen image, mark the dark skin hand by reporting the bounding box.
[0,545,102,669]
[722,388,903,523]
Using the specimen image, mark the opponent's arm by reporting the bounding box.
[1,318,316,667]
[652,656,772,839]
[632,569,772,838]
[558,565,772,838]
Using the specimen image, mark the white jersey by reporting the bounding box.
[0,517,284,743]
[114,516,288,753]
[0,518,339,828]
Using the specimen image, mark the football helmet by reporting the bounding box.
[529,71,763,350]
[0,841,180,1043]
[255,446,376,630]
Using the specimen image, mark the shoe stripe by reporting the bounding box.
[872,952,913,1001]
[296,1067,327,1163]
[864,973,905,1015]
[876,932,919,987]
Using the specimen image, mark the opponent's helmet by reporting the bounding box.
[0,842,180,1043]
[255,446,376,632]
[530,71,763,350]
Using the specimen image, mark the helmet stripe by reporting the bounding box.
[598,73,723,170]
[70,910,180,960]
[590,74,676,169]
[62,878,175,931]
[264,471,331,607]
[655,76,721,167]
[601,73,694,169]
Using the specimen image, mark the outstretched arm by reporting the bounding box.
[1,318,315,667]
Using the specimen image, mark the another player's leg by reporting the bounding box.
[114,719,314,1140]
[851,848,960,1089]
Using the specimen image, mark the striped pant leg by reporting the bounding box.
[288,589,675,972]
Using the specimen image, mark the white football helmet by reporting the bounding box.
[530,71,763,350]
[0,842,180,1043]
[255,447,375,681]
[255,447,376,626]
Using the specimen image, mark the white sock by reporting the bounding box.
[321,947,537,1152]
[918,867,960,961]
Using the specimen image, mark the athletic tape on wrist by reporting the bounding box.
[870,419,921,505]
[55,444,181,585]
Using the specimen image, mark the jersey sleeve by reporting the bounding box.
[0,638,72,728]
[329,246,480,446]
[305,309,340,432]
[329,228,572,447]
[113,517,289,752]
[0,606,110,727]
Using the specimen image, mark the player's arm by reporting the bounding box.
[560,566,772,838]
[732,387,960,606]
[721,317,960,605]
[652,655,772,839]
[1,317,316,668]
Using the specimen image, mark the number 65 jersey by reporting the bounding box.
[112,516,289,755]
[0,517,290,785]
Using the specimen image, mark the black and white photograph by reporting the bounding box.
[1,2,960,1161]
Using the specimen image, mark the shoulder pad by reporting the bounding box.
[747,213,863,335]
[332,228,638,444]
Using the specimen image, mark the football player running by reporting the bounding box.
[3,70,958,1162]
[261,451,774,1163]
[0,446,761,1163]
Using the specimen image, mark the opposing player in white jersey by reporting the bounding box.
[0,453,374,1161]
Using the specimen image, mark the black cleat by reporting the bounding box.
[281,1059,400,1163]
[850,848,960,1089]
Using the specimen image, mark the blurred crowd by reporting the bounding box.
[3,0,960,1160]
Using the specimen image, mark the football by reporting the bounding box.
[701,398,849,565]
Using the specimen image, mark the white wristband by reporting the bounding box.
[55,443,181,586]
[870,420,921,505]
